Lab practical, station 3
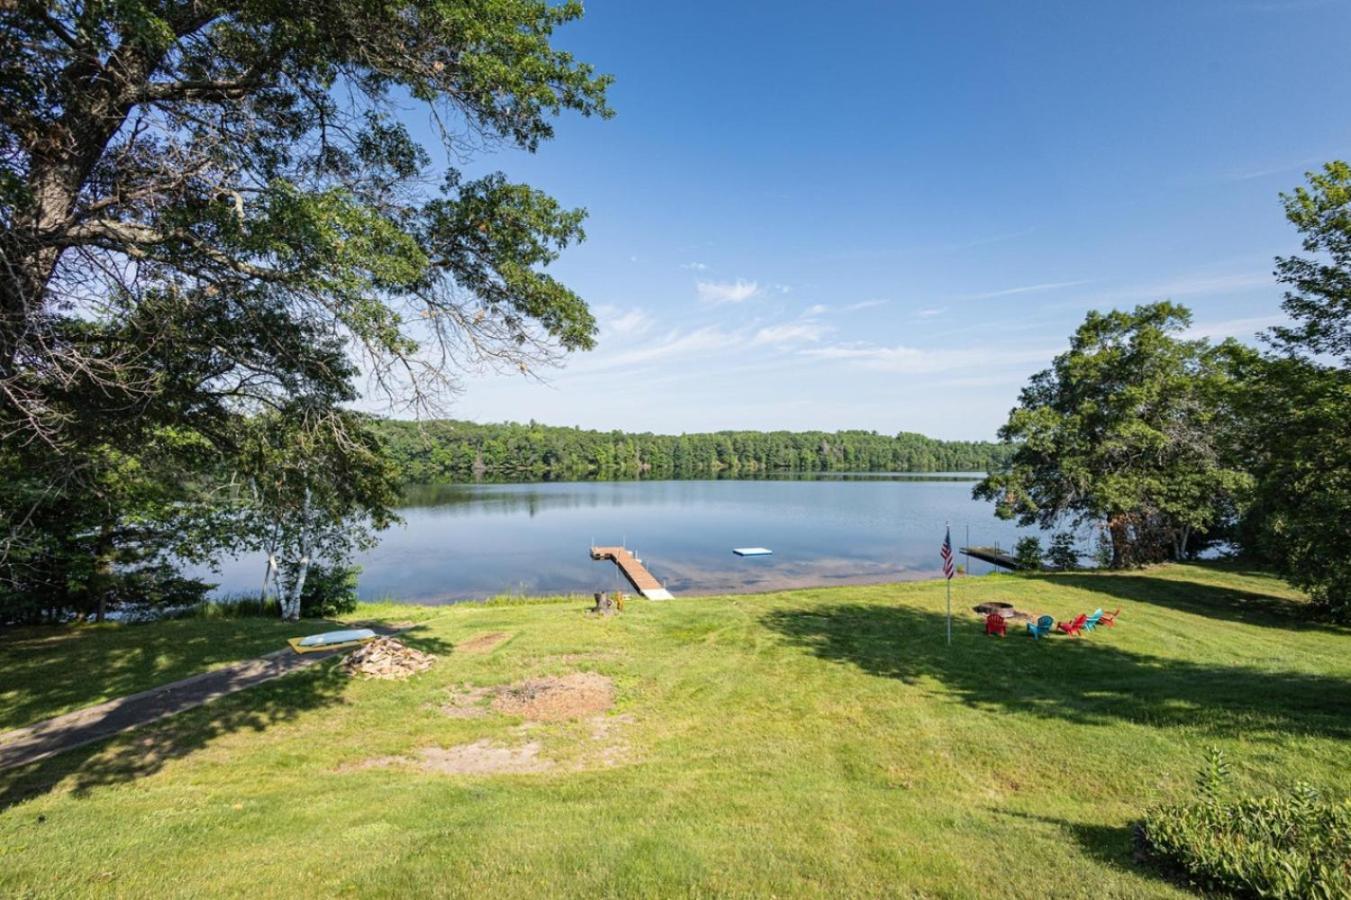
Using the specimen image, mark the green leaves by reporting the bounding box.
[976,303,1248,566]
[1142,761,1351,900]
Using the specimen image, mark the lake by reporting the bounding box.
[202,474,1039,602]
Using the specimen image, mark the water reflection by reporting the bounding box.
[205,474,1030,603]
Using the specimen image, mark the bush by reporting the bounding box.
[1140,750,1351,899]
[1013,536,1043,571]
[1047,533,1079,570]
[298,562,361,618]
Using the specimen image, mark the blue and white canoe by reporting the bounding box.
[287,628,378,654]
[732,547,773,557]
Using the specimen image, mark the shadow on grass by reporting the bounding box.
[0,625,454,812]
[999,810,1142,877]
[1042,569,1341,632]
[0,617,346,733]
[761,603,1351,741]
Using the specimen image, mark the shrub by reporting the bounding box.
[1140,750,1351,899]
[298,563,361,618]
[1047,533,1080,570]
[1013,536,1043,571]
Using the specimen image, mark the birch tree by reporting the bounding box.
[235,405,395,621]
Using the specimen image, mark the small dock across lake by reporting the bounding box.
[961,546,1021,571]
[590,546,674,600]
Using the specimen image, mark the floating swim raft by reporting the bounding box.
[733,547,773,557]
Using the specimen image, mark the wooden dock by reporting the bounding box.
[960,546,1021,571]
[590,546,674,600]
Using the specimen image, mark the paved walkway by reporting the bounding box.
[0,628,401,772]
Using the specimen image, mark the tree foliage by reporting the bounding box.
[0,0,610,619]
[374,419,1009,481]
[974,303,1250,567]
[1235,162,1351,618]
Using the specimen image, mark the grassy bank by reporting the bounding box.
[0,564,1347,897]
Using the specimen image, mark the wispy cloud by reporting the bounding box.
[803,342,1057,374]
[1221,160,1317,182]
[583,326,743,371]
[961,280,1092,301]
[603,308,654,338]
[801,299,886,317]
[1183,314,1285,341]
[680,261,708,271]
[696,278,760,304]
[1089,271,1275,305]
[752,322,833,346]
[915,306,947,318]
[1145,272,1273,297]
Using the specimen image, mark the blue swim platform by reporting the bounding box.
[733,547,773,556]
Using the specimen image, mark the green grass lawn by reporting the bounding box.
[0,564,1347,897]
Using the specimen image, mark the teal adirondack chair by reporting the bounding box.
[1027,615,1055,639]
[1082,608,1105,631]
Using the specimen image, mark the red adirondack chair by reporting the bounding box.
[984,612,1007,637]
[1056,613,1088,637]
[1099,608,1122,627]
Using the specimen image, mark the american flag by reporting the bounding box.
[940,526,955,580]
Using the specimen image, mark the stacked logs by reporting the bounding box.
[342,637,436,679]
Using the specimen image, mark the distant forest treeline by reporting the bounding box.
[372,419,1009,482]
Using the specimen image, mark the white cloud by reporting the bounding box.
[752,322,832,346]
[842,299,887,312]
[696,278,760,304]
[802,300,885,317]
[604,308,654,338]
[962,280,1092,301]
[1183,314,1285,341]
[803,342,1058,375]
[915,306,947,318]
[579,326,743,372]
[1138,272,1273,298]
[680,261,708,271]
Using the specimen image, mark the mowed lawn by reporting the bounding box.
[0,565,1347,898]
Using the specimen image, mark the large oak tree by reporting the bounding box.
[0,0,611,615]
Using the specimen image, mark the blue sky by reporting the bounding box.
[380,0,1351,440]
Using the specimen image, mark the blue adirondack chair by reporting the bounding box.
[1082,608,1105,631]
[1027,615,1055,639]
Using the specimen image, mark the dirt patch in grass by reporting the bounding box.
[341,740,555,775]
[491,672,614,722]
[588,713,635,767]
[439,684,492,719]
[414,741,554,775]
[456,631,512,654]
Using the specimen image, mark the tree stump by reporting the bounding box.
[592,591,626,615]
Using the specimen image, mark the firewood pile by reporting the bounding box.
[342,637,436,680]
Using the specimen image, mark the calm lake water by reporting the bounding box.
[203,474,1036,602]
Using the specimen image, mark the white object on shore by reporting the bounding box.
[733,547,773,556]
[298,628,377,648]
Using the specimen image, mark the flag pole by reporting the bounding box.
[946,521,953,646]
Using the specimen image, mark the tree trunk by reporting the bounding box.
[1108,515,1131,569]
[284,548,310,621]
[93,522,115,623]
[260,551,278,603]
